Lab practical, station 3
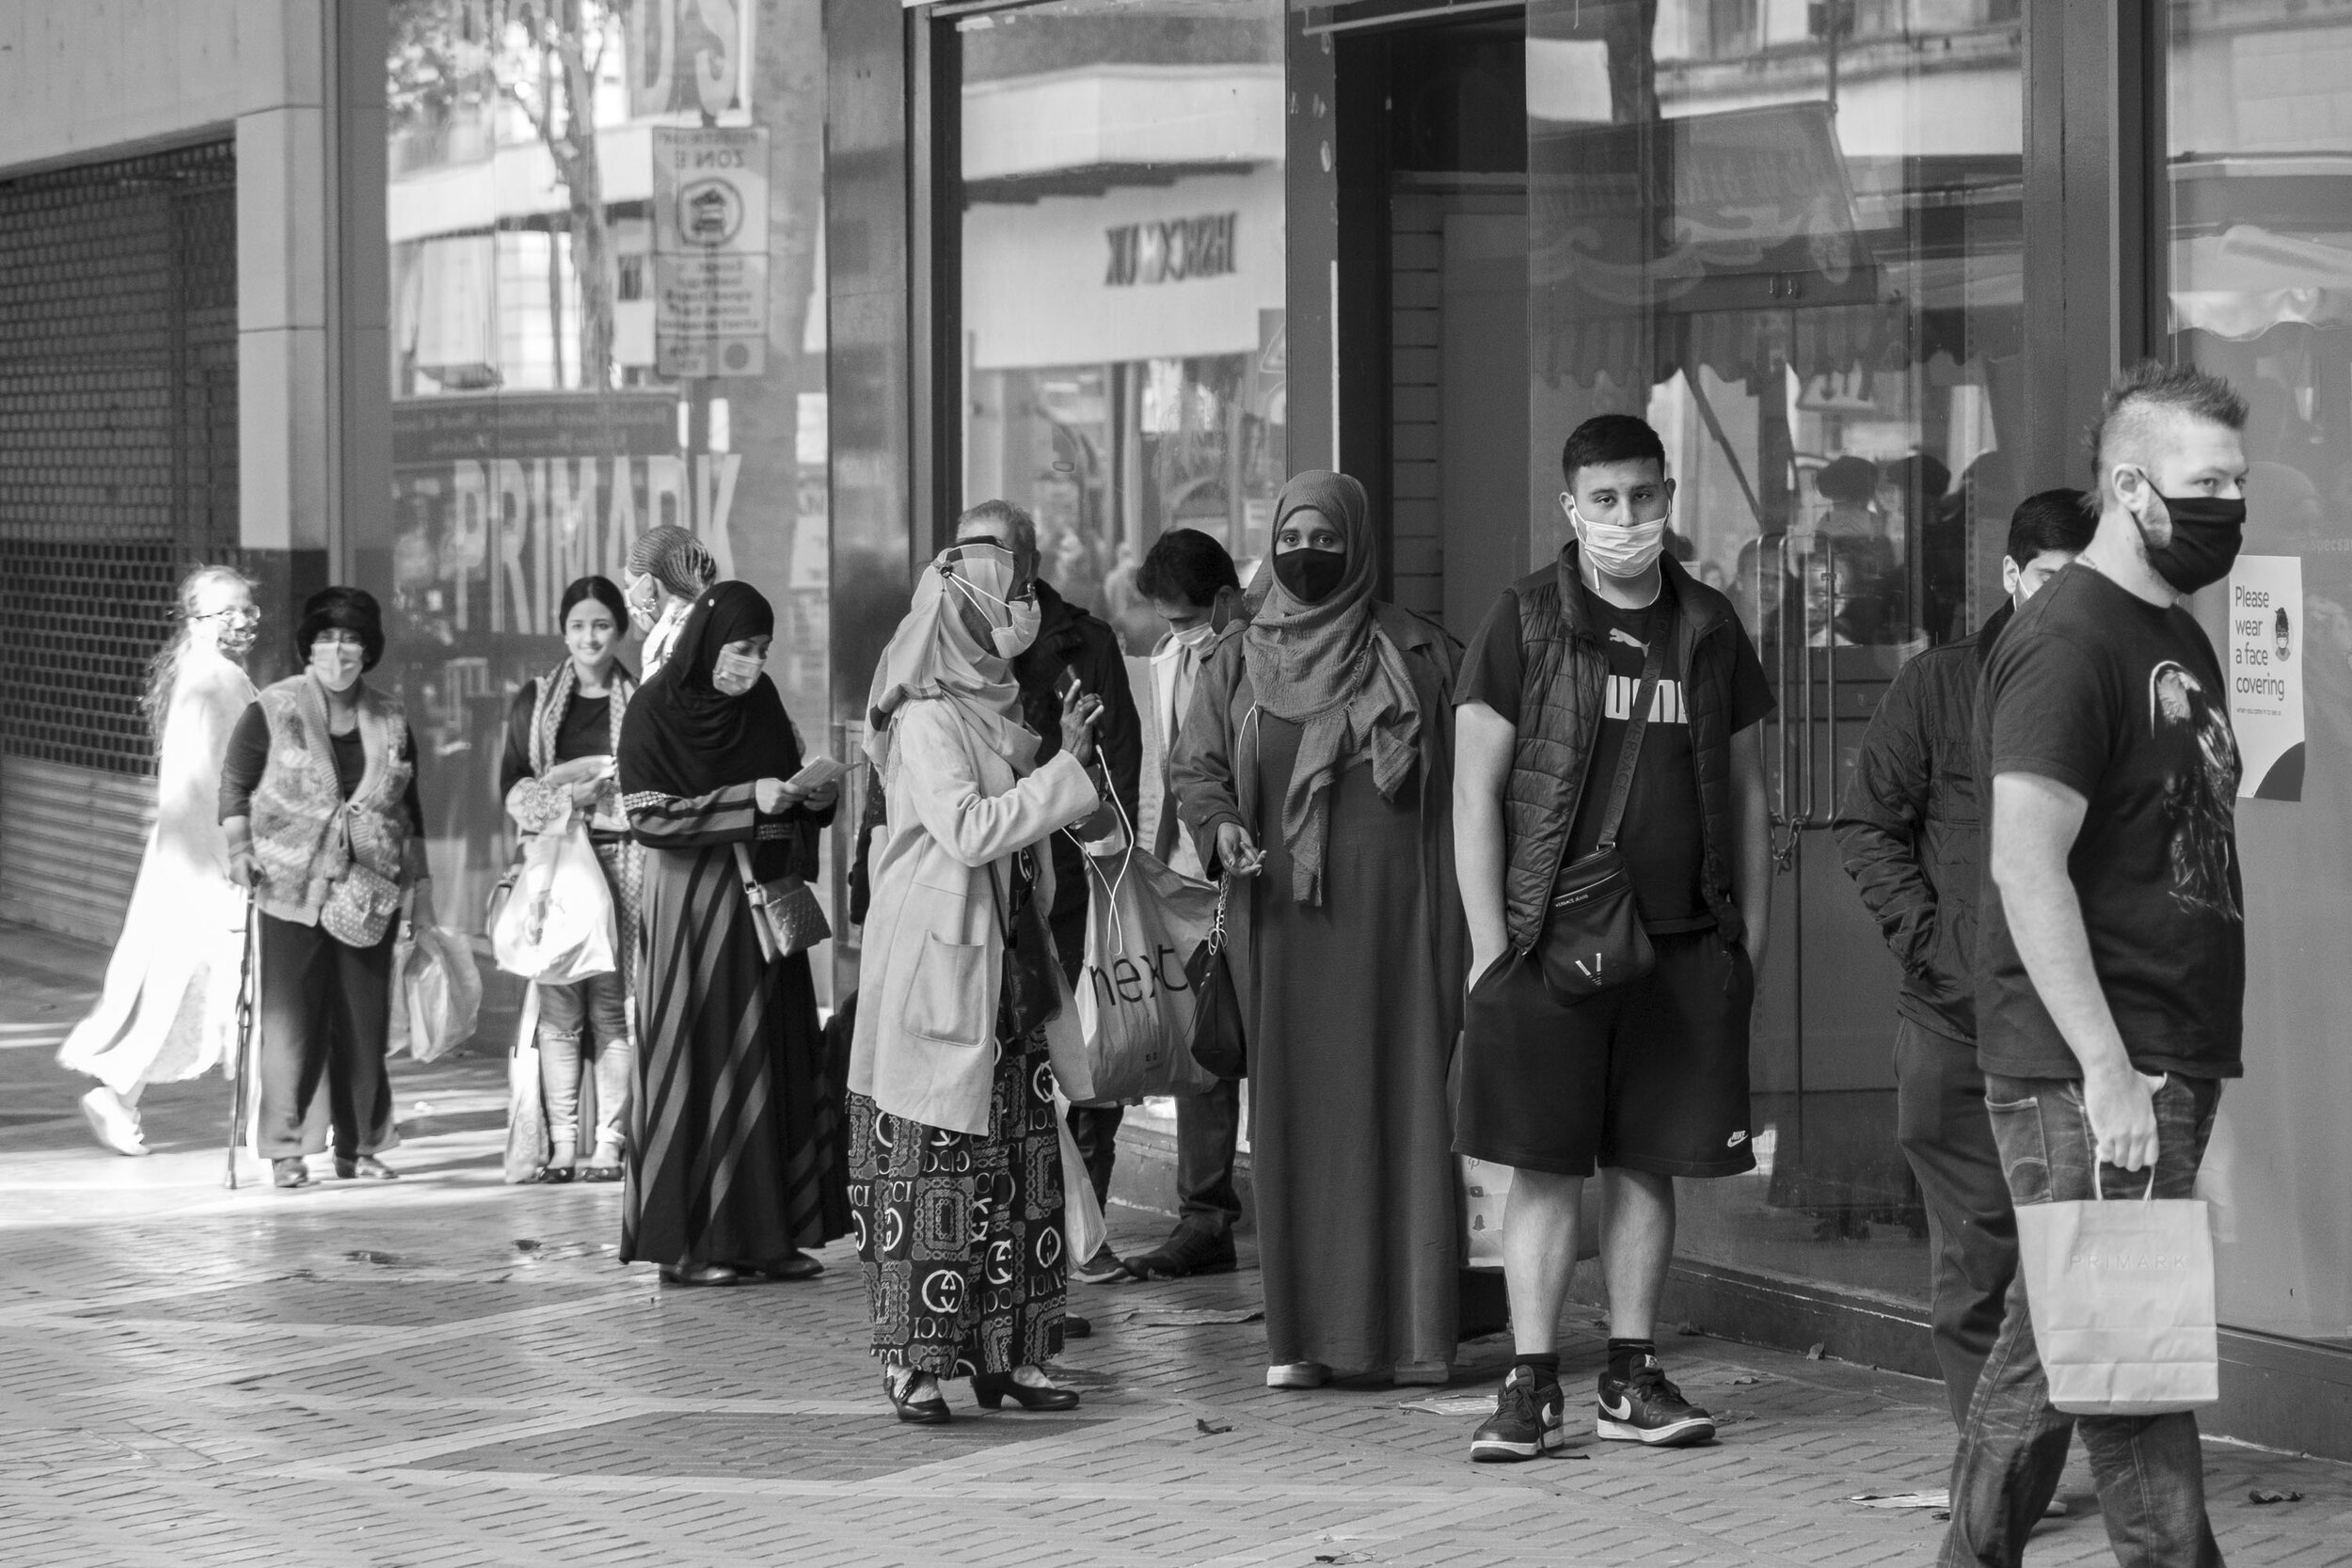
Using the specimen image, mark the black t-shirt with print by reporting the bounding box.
[1456,582,1773,931]
[1975,562,2245,1080]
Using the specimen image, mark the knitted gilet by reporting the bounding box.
[247,675,413,930]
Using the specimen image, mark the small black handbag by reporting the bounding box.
[1537,631,1665,1006]
[1186,877,1248,1080]
[991,847,1063,1039]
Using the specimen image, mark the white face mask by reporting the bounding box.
[1170,621,1216,652]
[1567,498,1671,578]
[711,647,764,696]
[950,575,1041,659]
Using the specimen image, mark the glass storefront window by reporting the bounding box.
[1526,0,2026,1309]
[957,0,1285,656]
[380,1,832,980]
[2165,3,2352,1349]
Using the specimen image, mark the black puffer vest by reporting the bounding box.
[1502,546,1746,953]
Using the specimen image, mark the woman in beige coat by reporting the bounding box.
[849,538,1115,1425]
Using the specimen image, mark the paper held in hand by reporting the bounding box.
[787,755,849,793]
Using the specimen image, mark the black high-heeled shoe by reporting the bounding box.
[971,1371,1080,1412]
[885,1369,952,1425]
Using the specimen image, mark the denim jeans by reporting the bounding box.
[537,970,630,1157]
[1894,1021,2018,1428]
[1940,1070,2225,1568]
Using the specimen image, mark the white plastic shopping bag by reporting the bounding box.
[389,921,483,1063]
[1073,844,1219,1103]
[502,986,548,1183]
[1054,1085,1107,1266]
[2014,1179,2218,1416]
[491,821,616,985]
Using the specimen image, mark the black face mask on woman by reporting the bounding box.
[1272,546,1347,605]
[2141,489,2247,597]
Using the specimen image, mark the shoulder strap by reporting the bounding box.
[1595,625,1669,853]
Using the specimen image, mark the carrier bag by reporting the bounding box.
[491,820,617,985]
[2013,1175,2218,1416]
[1075,843,1220,1103]
[389,920,483,1064]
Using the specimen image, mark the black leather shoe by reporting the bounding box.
[735,1251,823,1282]
[1125,1223,1236,1280]
[271,1158,309,1189]
[885,1369,952,1425]
[334,1155,398,1180]
[971,1371,1081,1412]
[658,1262,742,1287]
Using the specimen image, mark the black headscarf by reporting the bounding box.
[617,581,800,801]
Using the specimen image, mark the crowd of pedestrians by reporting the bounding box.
[57,361,2255,1568]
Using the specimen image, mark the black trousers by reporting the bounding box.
[1894,1019,2018,1429]
[255,912,397,1161]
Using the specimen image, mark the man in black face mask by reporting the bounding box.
[1945,362,2249,1568]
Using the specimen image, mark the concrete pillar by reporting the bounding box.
[234,0,387,594]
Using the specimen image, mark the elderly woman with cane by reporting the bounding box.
[220,587,432,1189]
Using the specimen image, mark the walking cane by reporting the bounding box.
[224,889,259,1190]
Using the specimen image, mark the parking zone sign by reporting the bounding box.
[652,126,769,378]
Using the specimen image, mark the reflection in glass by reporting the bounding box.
[1526,0,2023,1307]
[957,0,1285,654]
[381,2,832,983]
[2165,4,2352,1348]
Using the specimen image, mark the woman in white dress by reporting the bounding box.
[60,565,262,1154]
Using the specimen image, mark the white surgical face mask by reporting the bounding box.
[711,647,764,696]
[1171,621,1216,652]
[1568,498,1671,578]
[950,575,1041,659]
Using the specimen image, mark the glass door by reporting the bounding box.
[1525,0,2026,1300]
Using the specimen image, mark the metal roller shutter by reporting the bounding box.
[0,141,238,944]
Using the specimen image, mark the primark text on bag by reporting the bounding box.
[2013,1175,2219,1417]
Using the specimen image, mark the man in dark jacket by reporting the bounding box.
[955,501,1143,1283]
[1834,487,2093,1426]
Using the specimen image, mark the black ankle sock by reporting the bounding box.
[1606,1338,1656,1380]
[1514,1353,1562,1385]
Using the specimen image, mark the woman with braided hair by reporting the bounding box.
[498,575,642,1182]
[623,525,716,681]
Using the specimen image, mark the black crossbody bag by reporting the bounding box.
[1537,629,1665,1006]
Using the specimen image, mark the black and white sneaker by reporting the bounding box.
[1470,1365,1565,1462]
[1596,1355,1716,1447]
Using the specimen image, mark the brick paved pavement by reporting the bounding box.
[2,923,2346,1568]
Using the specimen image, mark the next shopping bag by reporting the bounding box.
[1073,842,1221,1104]
[2013,1178,2219,1417]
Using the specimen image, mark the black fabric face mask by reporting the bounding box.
[1272,546,1347,605]
[2143,491,2247,596]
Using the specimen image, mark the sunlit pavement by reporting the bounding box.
[2,923,2346,1568]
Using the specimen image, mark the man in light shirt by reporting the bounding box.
[1124,528,1249,1280]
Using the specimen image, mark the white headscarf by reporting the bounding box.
[865,543,1040,783]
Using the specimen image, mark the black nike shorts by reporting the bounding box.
[1453,929,1756,1179]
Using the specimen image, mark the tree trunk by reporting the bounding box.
[551,0,613,388]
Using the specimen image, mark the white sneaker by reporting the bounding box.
[79,1086,147,1156]
[1265,1362,1330,1389]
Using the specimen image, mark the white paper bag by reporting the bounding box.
[2014,1186,2218,1416]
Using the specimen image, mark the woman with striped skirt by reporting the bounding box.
[615,581,849,1286]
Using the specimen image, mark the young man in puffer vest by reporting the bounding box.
[1453,414,1776,1460]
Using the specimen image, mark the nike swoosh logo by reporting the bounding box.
[1601,1395,1634,1419]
